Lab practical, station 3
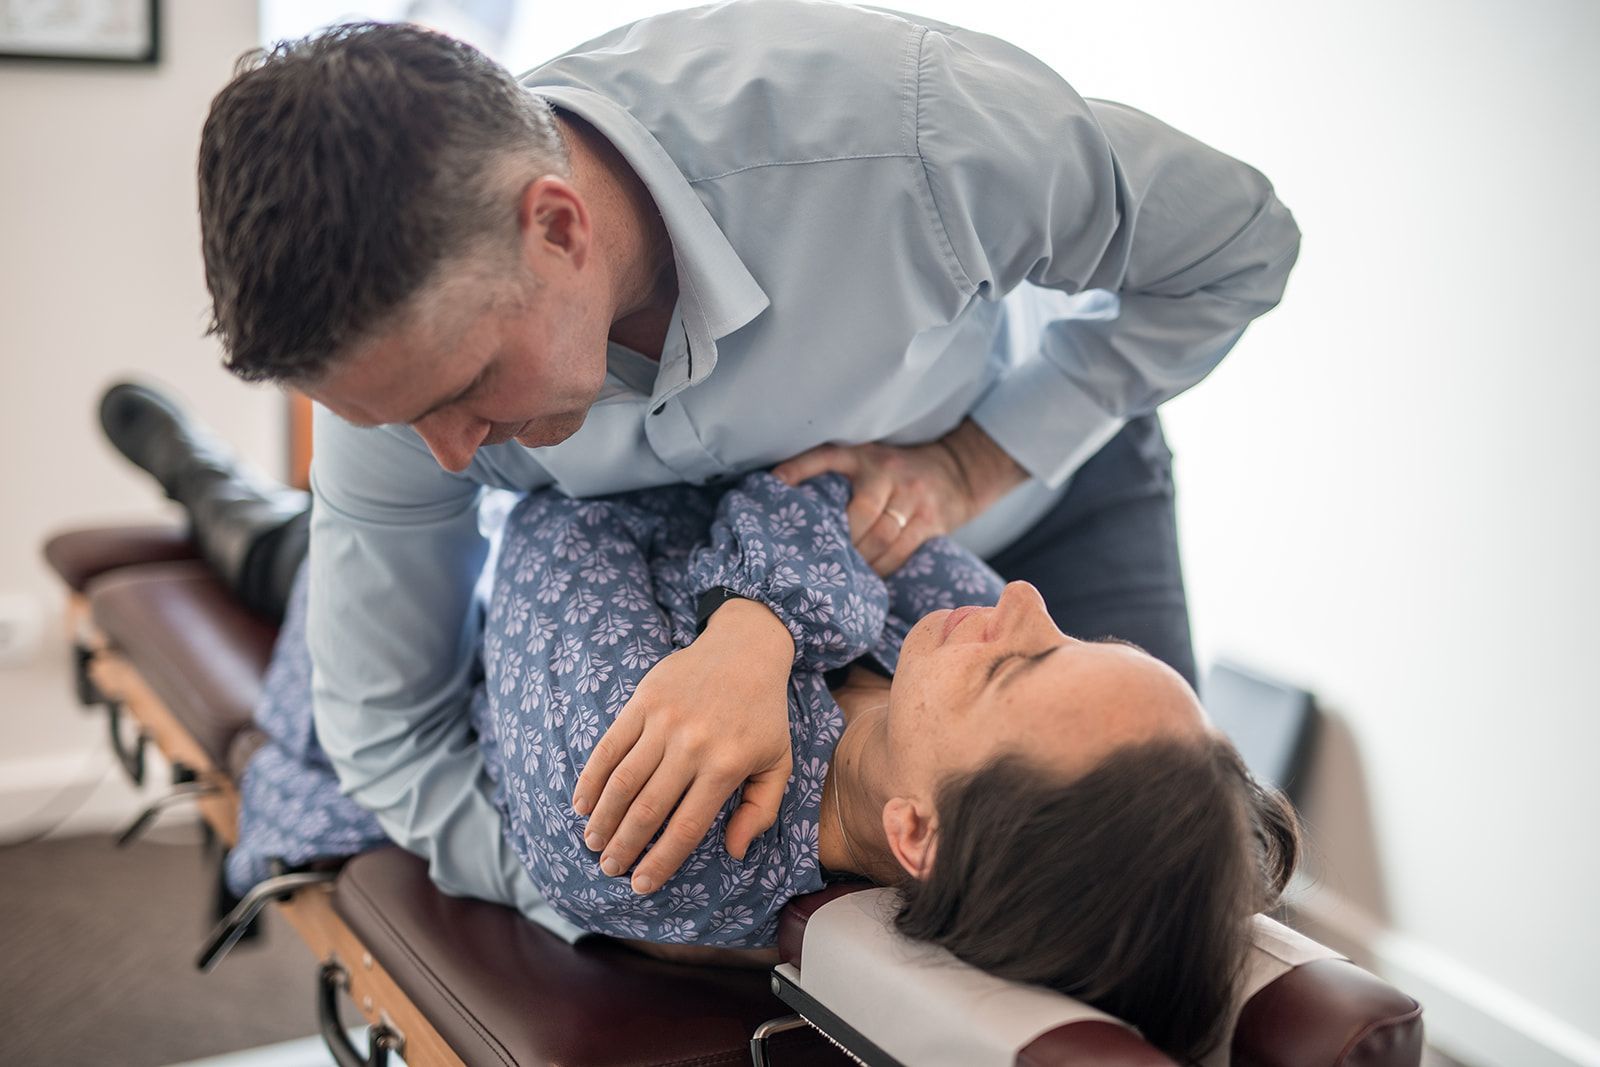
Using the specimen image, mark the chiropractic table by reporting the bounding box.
[43,522,1425,1066]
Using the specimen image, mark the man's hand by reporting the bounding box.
[571,599,795,894]
[772,419,1028,575]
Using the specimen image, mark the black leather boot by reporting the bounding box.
[98,382,310,605]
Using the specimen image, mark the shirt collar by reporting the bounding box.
[530,85,770,351]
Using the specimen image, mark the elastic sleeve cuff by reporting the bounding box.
[687,473,888,673]
[970,359,1127,489]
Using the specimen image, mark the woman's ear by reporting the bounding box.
[882,796,938,880]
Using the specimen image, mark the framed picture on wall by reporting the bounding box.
[0,0,160,65]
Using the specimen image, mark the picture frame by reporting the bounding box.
[0,0,160,65]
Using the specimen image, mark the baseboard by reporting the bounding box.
[0,749,194,841]
[1288,882,1600,1067]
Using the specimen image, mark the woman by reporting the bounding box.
[104,383,1298,1063]
[472,469,1299,1061]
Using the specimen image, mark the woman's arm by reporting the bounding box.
[688,471,890,674]
[483,484,842,948]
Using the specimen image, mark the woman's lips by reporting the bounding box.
[941,605,981,644]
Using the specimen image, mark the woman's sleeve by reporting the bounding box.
[687,472,889,673]
[481,484,836,948]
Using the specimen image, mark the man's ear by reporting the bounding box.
[516,176,590,271]
[882,796,938,880]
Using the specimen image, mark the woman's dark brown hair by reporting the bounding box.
[892,736,1300,1064]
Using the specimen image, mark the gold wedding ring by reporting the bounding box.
[884,507,909,530]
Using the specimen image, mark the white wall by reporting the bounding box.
[3,0,1596,1061]
[890,1,1596,1063]
[0,1,271,826]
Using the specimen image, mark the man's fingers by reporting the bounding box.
[572,703,645,817]
[723,767,790,861]
[845,472,893,545]
[772,445,857,486]
[871,512,936,576]
[630,775,744,894]
[858,507,914,571]
[580,730,664,857]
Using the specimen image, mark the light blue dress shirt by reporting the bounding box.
[306,0,1300,941]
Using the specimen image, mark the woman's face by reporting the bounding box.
[885,581,1209,799]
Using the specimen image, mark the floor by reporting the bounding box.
[0,828,337,1067]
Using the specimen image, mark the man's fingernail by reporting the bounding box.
[572,794,588,814]
[633,875,654,895]
[585,832,602,851]
[601,857,620,876]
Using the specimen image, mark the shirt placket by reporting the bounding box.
[643,308,730,486]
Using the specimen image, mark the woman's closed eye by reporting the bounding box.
[985,650,1028,683]
[986,646,1061,688]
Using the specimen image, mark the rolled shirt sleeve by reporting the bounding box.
[914,26,1302,487]
[307,406,583,940]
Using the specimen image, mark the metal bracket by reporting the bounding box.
[115,781,220,847]
[196,868,337,972]
[763,965,896,1067]
[73,642,104,707]
[319,962,403,1067]
[105,701,147,786]
[750,1012,811,1067]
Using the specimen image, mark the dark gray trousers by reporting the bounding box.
[985,413,1197,688]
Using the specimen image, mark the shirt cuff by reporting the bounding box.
[970,358,1127,489]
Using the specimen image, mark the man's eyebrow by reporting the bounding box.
[404,364,489,425]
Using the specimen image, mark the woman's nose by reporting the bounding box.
[413,410,491,473]
[996,580,1063,638]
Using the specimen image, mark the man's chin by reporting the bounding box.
[512,412,587,449]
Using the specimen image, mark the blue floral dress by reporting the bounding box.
[228,473,1004,947]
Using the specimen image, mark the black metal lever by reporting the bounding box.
[115,781,220,847]
[196,868,337,971]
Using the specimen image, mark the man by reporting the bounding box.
[198,1,1298,942]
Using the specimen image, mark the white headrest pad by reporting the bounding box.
[798,888,1125,1066]
[798,889,1346,1067]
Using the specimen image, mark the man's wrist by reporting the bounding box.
[939,418,1029,514]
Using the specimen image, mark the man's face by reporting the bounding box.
[306,255,611,473]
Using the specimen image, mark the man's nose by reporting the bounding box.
[412,411,491,473]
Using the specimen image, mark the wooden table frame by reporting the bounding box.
[74,595,465,1067]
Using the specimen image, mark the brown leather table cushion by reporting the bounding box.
[334,848,851,1067]
[43,524,197,592]
[1233,958,1424,1067]
[86,560,277,769]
